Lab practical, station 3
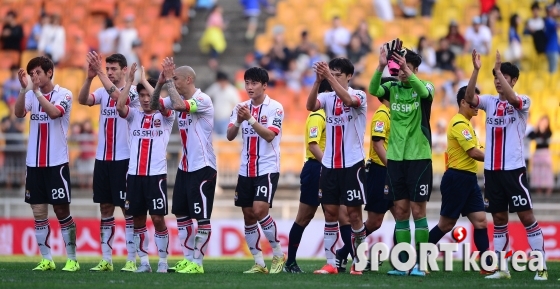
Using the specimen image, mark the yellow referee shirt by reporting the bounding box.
[305,109,326,160]
[368,104,390,166]
[445,113,482,173]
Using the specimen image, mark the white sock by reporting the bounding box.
[193,220,211,266]
[245,223,265,267]
[493,224,509,271]
[177,217,194,261]
[351,225,366,265]
[134,226,150,265]
[34,219,52,260]
[324,222,339,266]
[100,217,115,263]
[258,215,283,257]
[59,216,77,261]
[154,228,169,263]
[525,221,547,270]
[125,216,136,262]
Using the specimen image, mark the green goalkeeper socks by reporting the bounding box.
[395,220,411,244]
[414,217,429,263]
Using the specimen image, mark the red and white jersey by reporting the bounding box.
[123,107,175,176]
[162,89,216,172]
[24,85,72,167]
[90,86,139,161]
[317,87,367,169]
[228,95,283,177]
[475,93,530,170]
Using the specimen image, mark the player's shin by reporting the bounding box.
[428,225,446,245]
[525,221,547,270]
[35,219,52,260]
[338,224,354,258]
[351,225,367,265]
[100,217,116,262]
[245,223,266,267]
[493,224,510,270]
[134,226,150,265]
[177,217,195,261]
[473,228,492,267]
[287,222,305,264]
[125,216,136,262]
[59,216,77,261]
[258,214,283,257]
[324,222,340,266]
[154,228,169,263]
[414,217,429,263]
[193,219,211,266]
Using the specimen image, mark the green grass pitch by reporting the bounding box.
[1,257,558,289]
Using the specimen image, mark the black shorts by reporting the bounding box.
[484,168,533,213]
[125,174,168,216]
[319,160,366,207]
[364,162,393,213]
[235,173,279,208]
[385,159,432,202]
[172,166,217,219]
[440,169,484,219]
[299,159,321,207]
[25,163,72,205]
[93,159,129,207]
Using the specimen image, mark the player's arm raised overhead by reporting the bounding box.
[14,68,29,118]
[369,45,389,97]
[139,65,155,96]
[77,54,98,106]
[465,49,481,106]
[117,63,137,118]
[162,57,187,111]
[306,63,325,112]
[319,61,357,107]
[150,73,164,111]
[89,51,121,100]
[492,50,520,107]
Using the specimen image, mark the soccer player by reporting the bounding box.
[369,44,435,276]
[78,52,139,272]
[285,80,331,273]
[464,50,548,280]
[306,58,368,275]
[116,63,175,273]
[226,67,286,274]
[428,86,491,273]
[14,56,79,271]
[151,57,217,274]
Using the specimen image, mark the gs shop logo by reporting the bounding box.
[132,129,164,137]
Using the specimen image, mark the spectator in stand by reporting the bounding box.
[421,0,435,18]
[240,0,273,40]
[1,103,25,189]
[161,0,182,17]
[524,2,546,55]
[346,35,367,76]
[415,36,436,73]
[528,115,553,196]
[324,16,351,58]
[268,27,291,72]
[26,13,50,50]
[117,15,139,65]
[446,20,466,56]
[436,37,455,71]
[293,30,313,57]
[65,34,88,69]
[200,4,227,70]
[296,44,329,88]
[432,119,448,154]
[98,17,119,57]
[505,14,522,67]
[284,58,302,92]
[146,55,161,79]
[352,21,372,53]
[544,5,560,73]
[441,68,469,108]
[485,5,502,36]
[205,71,241,136]
[2,65,20,106]
[38,14,66,65]
[0,11,23,52]
[479,0,496,16]
[524,112,534,185]
[373,0,394,21]
[464,16,492,55]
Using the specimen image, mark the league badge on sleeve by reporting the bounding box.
[462,129,473,141]
[309,126,318,138]
[374,121,385,133]
[275,108,283,118]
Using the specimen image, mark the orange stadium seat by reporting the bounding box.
[89,0,117,16]
[0,51,20,69]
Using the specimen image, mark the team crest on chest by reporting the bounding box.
[154,119,161,128]
[260,115,268,125]
[506,105,514,115]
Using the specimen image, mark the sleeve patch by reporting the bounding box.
[462,129,473,141]
[426,83,434,94]
[309,126,318,138]
[374,121,385,132]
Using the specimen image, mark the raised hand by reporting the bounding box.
[86,62,97,79]
[17,68,28,90]
[237,104,251,121]
[312,62,325,82]
[140,65,147,83]
[162,57,175,81]
[379,45,388,67]
[314,61,331,79]
[493,50,501,74]
[392,53,412,76]
[127,63,137,83]
[472,49,481,70]
[86,52,103,74]
[31,73,40,91]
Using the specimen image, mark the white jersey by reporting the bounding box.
[228,95,283,177]
[124,107,175,176]
[317,87,367,169]
[90,86,139,161]
[162,89,217,172]
[476,94,530,170]
[23,85,72,167]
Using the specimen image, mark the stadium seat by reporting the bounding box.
[0,51,20,69]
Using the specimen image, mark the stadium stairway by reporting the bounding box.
[174,1,271,89]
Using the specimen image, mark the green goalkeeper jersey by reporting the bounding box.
[369,71,434,161]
